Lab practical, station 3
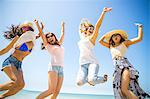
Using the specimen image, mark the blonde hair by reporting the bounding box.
[79,18,94,33]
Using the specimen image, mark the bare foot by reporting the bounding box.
[88,82,95,86]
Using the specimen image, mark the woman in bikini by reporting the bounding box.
[0,21,38,98]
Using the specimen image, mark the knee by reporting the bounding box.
[47,88,54,94]
[16,81,25,90]
[50,90,60,99]
[19,82,25,89]
[121,86,129,96]
[54,90,60,95]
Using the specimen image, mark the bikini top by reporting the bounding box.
[12,31,36,54]
[17,43,32,52]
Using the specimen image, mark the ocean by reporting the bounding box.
[1,90,114,99]
[1,90,150,99]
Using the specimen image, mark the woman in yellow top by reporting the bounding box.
[99,23,150,99]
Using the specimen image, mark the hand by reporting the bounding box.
[61,21,65,33]
[135,23,142,28]
[103,7,112,12]
[41,22,44,30]
[61,21,65,26]
[34,19,39,24]
[34,19,43,34]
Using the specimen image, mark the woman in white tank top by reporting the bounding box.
[34,20,65,99]
[76,7,112,86]
[99,23,150,99]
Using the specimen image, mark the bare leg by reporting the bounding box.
[0,66,17,91]
[36,71,58,99]
[0,66,25,98]
[0,81,15,91]
[50,77,63,99]
[121,69,138,99]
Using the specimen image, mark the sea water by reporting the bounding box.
[1,90,114,99]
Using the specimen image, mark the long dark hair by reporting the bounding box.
[3,24,34,40]
[3,24,22,40]
[109,34,125,47]
[41,33,60,50]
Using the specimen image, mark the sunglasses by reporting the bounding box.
[85,26,94,31]
[46,34,54,38]
[21,26,34,32]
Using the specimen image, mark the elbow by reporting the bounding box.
[0,50,5,56]
[138,38,142,42]
[138,36,143,42]
[99,39,103,44]
[136,37,142,43]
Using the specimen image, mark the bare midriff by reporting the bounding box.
[12,50,31,61]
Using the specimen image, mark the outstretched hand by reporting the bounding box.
[34,19,39,25]
[135,23,142,28]
[34,19,44,30]
[61,21,65,26]
[41,22,44,30]
[103,7,112,12]
[34,19,43,35]
[61,21,65,34]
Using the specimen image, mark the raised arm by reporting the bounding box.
[36,21,44,39]
[34,19,48,46]
[99,34,110,48]
[58,21,65,45]
[124,23,143,47]
[90,7,112,45]
[0,36,19,55]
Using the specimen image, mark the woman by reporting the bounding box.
[99,23,150,99]
[76,7,112,86]
[34,19,65,99]
[0,21,36,98]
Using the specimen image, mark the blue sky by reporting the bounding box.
[0,0,149,95]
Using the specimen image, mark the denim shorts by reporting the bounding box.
[1,55,22,71]
[48,66,64,77]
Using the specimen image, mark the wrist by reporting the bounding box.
[102,11,106,13]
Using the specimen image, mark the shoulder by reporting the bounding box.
[45,44,52,49]
[122,41,128,48]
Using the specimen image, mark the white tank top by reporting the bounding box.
[110,42,127,59]
[45,44,64,67]
[78,38,99,65]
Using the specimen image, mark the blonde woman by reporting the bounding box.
[99,23,150,99]
[34,19,64,99]
[76,7,112,86]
